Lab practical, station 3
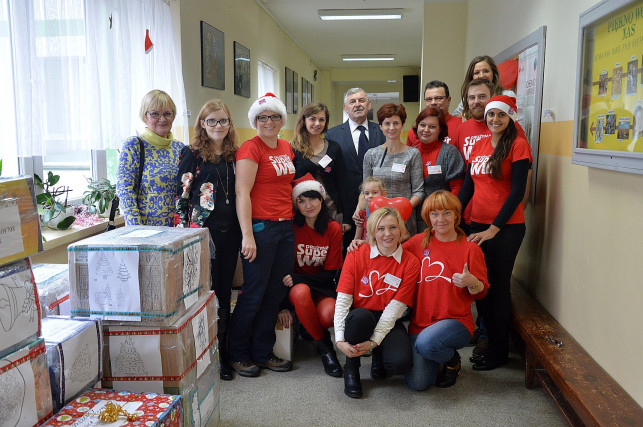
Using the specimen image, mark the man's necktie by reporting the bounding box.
[357,125,369,165]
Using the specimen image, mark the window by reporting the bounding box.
[1,0,186,202]
[258,60,278,97]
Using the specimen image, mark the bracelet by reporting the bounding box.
[468,280,481,291]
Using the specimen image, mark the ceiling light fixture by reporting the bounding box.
[342,54,395,62]
[319,9,404,21]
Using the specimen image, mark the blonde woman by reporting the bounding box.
[117,89,184,226]
[334,207,420,398]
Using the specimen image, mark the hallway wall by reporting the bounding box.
[462,0,643,404]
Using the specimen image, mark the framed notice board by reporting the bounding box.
[572,0,643,174]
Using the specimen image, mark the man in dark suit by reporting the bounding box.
[325,88,385,248]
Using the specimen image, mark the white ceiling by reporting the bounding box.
[255,0,425,69]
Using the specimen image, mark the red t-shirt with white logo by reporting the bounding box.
[336,244,419,311]
[454,119,490,164]
[294,220,343,275]
[236,135,295,220]
[402,234,488,335]
[468,136,533,225]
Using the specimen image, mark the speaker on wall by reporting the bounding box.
[403,75,420,102]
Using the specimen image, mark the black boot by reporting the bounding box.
[343,357,362,398]
[370,346,387,380]
[436,350,461,388]
[315,332,343,378]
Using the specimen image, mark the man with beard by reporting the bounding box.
[326,88,385,248]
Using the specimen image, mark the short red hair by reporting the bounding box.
[376,103,407,125]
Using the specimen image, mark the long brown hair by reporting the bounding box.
[191,100,238,163]
[420,190,466,247]
[459,55,502,104]
[486,119,518,179]
[291,102,329,159]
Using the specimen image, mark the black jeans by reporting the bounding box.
[343,307,412,375]
[471,222,525,364]
[208,226,241,365]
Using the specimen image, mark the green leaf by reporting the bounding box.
[34,173,43,186]
[49,172,60,186]
[57,216,76,230]
[42,210,54,223]
[53,201,66,212]
[36,193,50,204]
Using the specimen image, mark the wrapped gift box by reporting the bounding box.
[182,354,220,427]
[41,316,102,412]
[0,258,41,358]
[33,264,71,318]
[102,292,218,394]
[0,338,54,426]
[0,176,43,267]
[67,226,210,325]
[42,388,182,426]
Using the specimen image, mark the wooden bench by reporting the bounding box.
[511,282,643,426]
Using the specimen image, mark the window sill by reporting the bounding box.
[32,215,125,264]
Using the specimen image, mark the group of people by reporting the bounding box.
[116,54,532,398]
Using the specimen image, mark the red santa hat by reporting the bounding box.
[248,92,288,130]
[291,173,326,203]
[484,95,518,122]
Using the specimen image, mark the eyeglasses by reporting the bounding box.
[204,118,230,127]
[424,96,447,103]
[257,114,282,123]
[146,111,174,120]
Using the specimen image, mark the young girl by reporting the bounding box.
[352,176,387,242]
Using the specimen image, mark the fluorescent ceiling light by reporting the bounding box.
[319,9,403,21]
[342,54,395,62]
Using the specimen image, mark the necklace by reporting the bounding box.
[215,161,230,204]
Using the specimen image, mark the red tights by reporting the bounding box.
[288,283,335,341]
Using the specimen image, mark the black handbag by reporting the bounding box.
[106,137,145,232]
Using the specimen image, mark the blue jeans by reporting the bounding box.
[405,319,471,391]
[227,219,295,363]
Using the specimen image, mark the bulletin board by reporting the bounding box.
[494,26,547,204]
[572,0,643,173]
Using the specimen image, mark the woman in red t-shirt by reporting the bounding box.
[458,95,532,371]
[403,190,488,391]
[227,93,296,378]
[279,175,344,377]
[334,207,420,399]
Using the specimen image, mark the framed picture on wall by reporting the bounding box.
[200,21,224,90]
[285,67,293,113]
[293,70,299,114]
[234,41,250,98]
[572,0,643,174]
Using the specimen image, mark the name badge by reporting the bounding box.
[391,163,406,173]
[384,273,401,288]
[427,165,442,175]
[318,155,332,168]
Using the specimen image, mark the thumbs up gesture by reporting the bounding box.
[452,263,474,288]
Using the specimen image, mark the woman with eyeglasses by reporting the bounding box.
[291,102,346,229]
[176,99,240,381]
[227,93,297,378]
[117,89,184,226]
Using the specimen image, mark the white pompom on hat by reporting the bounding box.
[291,173,326,204]
[484,95,518,122]
[248,92,287,130]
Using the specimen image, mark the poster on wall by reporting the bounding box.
[516,45,538,144]
[574,0,643,168]
[200,21,224,90]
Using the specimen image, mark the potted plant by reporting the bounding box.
[34,171,76,230]
[82,177,117,216]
